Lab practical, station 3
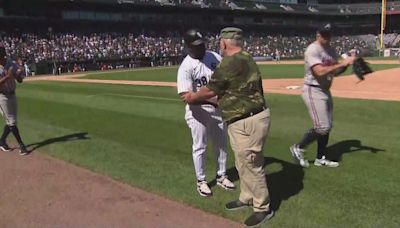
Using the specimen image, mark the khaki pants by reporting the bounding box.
[227,108,271,212]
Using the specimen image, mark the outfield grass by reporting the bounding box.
[281,56,399,61]
[14,81,400,227]
[365,56,399,60]
[81,64,400,81]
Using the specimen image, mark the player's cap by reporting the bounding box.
[317,23,333,33]
[184,29,204,46]
[219,27,243,40]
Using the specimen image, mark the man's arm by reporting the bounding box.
[14,67,24,83]
[15,59,25,83]
[182,57,230,104]
[332,65,348,76]
[311,56,355,77]
[0,69,12,85]
[181,86,216,104]
[15,77,23,83]
[177,61,217,105]
[177,61,193,96]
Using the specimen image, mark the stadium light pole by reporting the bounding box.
[380,0,386,50]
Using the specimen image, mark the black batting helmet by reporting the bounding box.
[184,29,204,46]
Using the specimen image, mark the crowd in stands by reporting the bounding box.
[1,32,373,63]
[1,32,184,64]
[0,31,376,74]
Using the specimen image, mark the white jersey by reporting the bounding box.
[177,50,221,95]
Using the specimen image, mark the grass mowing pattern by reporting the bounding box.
[82,64,400,81]
[15,81,400,227]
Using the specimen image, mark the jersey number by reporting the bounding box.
[195,76,208,87]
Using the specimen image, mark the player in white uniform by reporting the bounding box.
[177,29,235,197]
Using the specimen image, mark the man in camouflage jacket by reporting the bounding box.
[182,27,273,228]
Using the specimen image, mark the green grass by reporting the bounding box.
[82,67,178,82]
[12,81,400,227]
[365,56,399,60]
[81,64,399,81]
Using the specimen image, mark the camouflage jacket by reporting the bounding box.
[207,51,267,124]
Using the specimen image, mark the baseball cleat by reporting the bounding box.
[290,144,309,168]
[216,175,236,190]
[19,145,29,156]
[0,142,12,152]
[196,180,212,197]
[314,156,339,167]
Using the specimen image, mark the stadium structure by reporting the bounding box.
[0,0,399,74]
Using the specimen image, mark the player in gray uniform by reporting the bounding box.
[290,24,355,168]
[0,44,28,155]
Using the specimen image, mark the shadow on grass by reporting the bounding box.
[209,156,304,212]
[26,132,90,153]
[326,139,385,161]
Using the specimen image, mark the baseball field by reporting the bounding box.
[1,61,399,227]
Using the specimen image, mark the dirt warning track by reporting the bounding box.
[0,151,241,228]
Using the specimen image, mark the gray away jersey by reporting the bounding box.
[0,61,18,93]
[304,42,338,89]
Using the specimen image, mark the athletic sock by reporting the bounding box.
[317,133,330,159]
[298,128,319,149]
[0,125,11,143]
[10,126,24,145]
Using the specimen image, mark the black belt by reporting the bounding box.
[305,84,330,91]
[226,106,266,125]
[0,91,15,95]
[305,84,320,88]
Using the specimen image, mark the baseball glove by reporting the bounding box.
[352,58,373,81]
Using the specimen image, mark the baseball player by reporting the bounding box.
[0,45,28,155]
[177,29,235,197]
[290,24,355,168]
[275,49,281,63]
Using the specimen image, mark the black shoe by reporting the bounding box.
[244,210,274,227]
[225,200,252,211]
[0,142,12,152]
[19,145,29,156]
